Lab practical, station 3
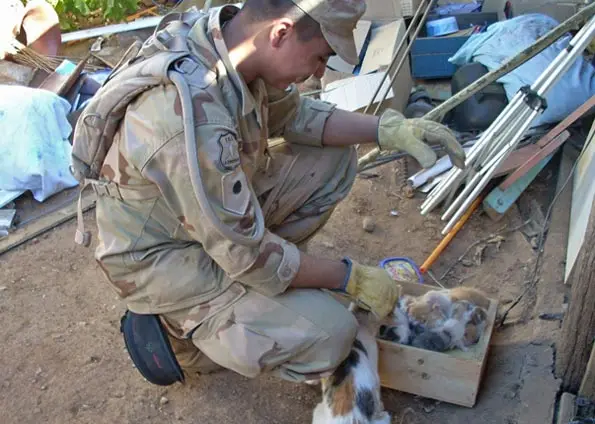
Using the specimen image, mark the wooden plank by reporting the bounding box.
[557,393,577,424]
[0,192,96,256]
[556,194,595,392]
[377,280,498,407]
[531,145,575,342]
[566,120,595,282]
[494,143,541,177]
[500,131,571,191]
[579,343,595,401]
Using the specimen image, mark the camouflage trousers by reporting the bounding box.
[162,140,359,382]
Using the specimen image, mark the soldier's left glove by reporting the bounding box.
[337,258,400,320]
[377,109,466,169]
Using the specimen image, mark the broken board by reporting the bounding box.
[377,281,498,407]
[0,191,95,256]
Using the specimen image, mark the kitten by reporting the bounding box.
[411,301,488,352]
[378,298,412,344]
[406,287,490,327]
[312,306,391,424]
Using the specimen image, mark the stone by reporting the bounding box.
[362,217,375,232]
[159,396,169,406]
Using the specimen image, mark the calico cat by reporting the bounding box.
[312,306,391,424]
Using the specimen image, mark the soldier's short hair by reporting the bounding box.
[241,0,323,42]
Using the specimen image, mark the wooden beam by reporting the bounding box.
[0,192,96,256]
[555,194,595,392]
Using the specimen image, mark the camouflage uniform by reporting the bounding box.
[95,2,366,381]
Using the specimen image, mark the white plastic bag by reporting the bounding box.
[0,85,79,207]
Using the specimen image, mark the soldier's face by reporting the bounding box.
[265,23,335,89]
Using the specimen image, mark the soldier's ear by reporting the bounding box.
[270,18,294,49]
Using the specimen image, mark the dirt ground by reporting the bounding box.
[0,153,565,424]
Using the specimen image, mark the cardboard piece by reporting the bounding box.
[326,20,372,74]
[360,19,413,112]
[321,72,394,113]
[362,0,402,21]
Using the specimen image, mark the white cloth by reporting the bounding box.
[0,85,79,207]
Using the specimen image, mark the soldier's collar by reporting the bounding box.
[207,5,260,124]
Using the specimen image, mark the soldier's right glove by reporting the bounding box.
[377,109,466,169]
[337,258,400,319]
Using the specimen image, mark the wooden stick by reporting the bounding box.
[126,5,159,22]
[419,195,484,274]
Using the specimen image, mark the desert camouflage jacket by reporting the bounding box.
[94,5,336,315]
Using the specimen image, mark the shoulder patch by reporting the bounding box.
[217,131,241,172]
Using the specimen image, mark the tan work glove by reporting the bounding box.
[377,109,466,169]
[336,258,400,319]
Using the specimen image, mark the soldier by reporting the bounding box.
[92,0,464,382]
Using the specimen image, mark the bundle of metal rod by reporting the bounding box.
[421,15,595,235]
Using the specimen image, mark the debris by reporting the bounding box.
[362,217,376,232]
[40,385,47,390]
[357,3,595,172]
[159,396,169,406]
[539,312,564,321]
[0,209,16,230]
[321,241,335,249]
[35,368,42,376]
[0,191,96,257]
[390,210,399,217]
[77,321,87,327]
[419,195,484,274]
[357,172,379,179]
[423,17,595,235]
[473,244,487,266]
[0,286,6,292]
[499,141,585,326]
[461,259,474,267]
[0,61,35,86]
[440,221,529,281]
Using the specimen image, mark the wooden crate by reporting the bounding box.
[377,281,498,407]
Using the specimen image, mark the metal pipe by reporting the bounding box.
[362,0,432,115]
[371,0,438,116]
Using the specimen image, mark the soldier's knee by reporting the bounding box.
[318,307,359,369]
